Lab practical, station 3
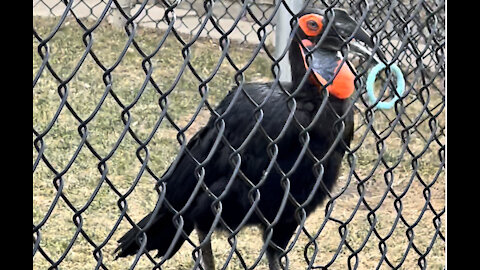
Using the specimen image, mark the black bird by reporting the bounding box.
[115,7,381,270]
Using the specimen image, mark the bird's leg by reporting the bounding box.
[265,222,298,270]
[266,249,282,270]
[197,229,215,270]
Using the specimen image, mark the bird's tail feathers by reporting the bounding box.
[114,211,194,259]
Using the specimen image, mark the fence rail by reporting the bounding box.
[33,0,445,269]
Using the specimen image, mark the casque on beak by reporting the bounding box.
[319,8,386,62]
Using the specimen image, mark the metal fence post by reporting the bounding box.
[110,0,132,28]
[275,0,303,83]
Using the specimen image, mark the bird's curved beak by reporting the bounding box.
[299,8,386,66]
[327,8,387,63]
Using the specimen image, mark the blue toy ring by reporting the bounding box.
[366,63,405,110]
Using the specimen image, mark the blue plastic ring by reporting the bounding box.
[366,63,405,110]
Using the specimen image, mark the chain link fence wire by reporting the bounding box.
[33,0,445,269]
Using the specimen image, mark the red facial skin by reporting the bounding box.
[299,38,355,100]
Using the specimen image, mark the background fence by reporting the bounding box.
[33,0,445,269]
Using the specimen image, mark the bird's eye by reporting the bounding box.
[307,20,318,31]
[298,14,324,36]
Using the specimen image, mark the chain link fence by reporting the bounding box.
[33,0,445,269]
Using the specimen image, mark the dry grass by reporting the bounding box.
[33,16,445,270]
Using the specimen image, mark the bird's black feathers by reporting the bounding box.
[115,81,354,259]
[115,7,366,264]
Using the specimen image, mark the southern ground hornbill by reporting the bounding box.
[115,7,382,270]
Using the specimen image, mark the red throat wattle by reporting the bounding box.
[300,39,355,99]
